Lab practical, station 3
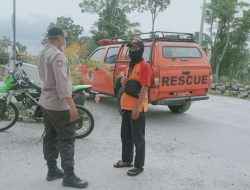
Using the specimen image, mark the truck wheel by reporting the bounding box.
[117,87,125,115]
[168,100,192,113]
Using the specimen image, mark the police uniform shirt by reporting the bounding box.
[37,44,72,111]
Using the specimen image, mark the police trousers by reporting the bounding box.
[42,108,76,175]
[121,110,145,169]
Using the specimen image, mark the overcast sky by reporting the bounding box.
[0,0,249,55]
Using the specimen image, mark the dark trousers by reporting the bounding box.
[42,108,76,175]
[121,110,145,169]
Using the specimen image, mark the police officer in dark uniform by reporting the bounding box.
[37,26,88,189]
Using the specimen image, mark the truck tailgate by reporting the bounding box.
[159,65,211,93]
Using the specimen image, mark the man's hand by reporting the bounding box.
[121,76,128,87]
[132,86,148,120]
[63,96,78,122]
[131,107,140,120]
[69,105,78,122]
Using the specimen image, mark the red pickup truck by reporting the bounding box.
[79,31,212,113]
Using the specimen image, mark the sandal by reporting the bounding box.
[127,167,144,176]
[113,160,133,168]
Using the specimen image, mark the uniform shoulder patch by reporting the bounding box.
[57,60,63,67]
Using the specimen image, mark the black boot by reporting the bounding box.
[62,173,88,189]
[46,166,64,181]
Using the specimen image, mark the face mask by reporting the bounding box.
[129,50,139,59]
[61,39,66,49]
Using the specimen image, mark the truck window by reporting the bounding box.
[163,46,202,58]
[104,47,119,64]
[125,46,151,61]
[89,48,105,62]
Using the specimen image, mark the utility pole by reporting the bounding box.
[199,0,206,45]
[13,0,16,69]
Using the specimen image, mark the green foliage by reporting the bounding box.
[0,36,11,51]
[0,51,9,65]
[14,42,28,62]
[205,0,250,83]
[69,57,82,85]
[78,36,97,60]
[16,42,27,53]
[79,0,140,43]
[133,0,170,32]
[194,32,211,55]
[42,17,84,46]
[21,53,37,65]
[0,36,11,65]
[79,0,134,14]
[208,89,224,96]
[0,65,4,76]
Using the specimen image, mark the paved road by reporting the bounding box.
[0,95,250,190]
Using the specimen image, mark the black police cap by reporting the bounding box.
[47,26,64,39]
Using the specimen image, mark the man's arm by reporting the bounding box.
[131,86,148,120]
[52,53,78,121]
[131,62,152,120]
[63,97,78,122]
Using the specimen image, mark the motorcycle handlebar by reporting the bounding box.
[10,66,41,92]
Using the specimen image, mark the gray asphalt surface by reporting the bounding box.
[0,95,250,190]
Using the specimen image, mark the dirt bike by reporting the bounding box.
[0,62,94,139]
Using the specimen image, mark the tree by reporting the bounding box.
[0,51,9,65]
[194,32,211,55]
[0,36,12,51]
[79,0,140,42]
[220,8,250,81]
[134,0,170,32]
[64,42,86,84]
[42,17,84,46]
[0,36,11,65]
[79,0,134,15]
[16,42,27,53]
[205,0,250,82]
[78,36,97,59]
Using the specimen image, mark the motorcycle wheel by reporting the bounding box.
[0,100,19,132]
[75,105,94,139]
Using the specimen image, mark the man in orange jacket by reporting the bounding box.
[114,39,152,176]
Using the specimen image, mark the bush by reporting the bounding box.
[0,65,4,75]
[0,51,9,65]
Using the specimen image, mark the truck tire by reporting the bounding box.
[117,87,125,115]
[168,100,192,113]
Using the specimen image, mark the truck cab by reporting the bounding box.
[78,31,212,113]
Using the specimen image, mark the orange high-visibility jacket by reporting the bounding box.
[121,61,149,112]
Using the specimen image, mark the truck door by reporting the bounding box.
[90,47,120,95]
